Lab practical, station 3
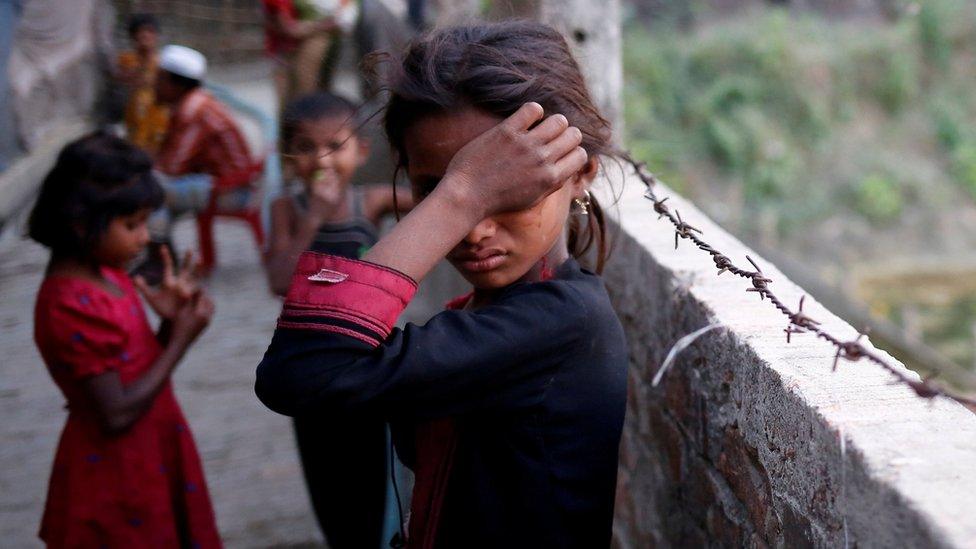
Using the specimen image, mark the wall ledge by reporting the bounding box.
[600,170,976,547]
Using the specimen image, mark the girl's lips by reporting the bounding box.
[454,252,507,273]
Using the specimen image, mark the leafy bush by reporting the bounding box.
[623,5,976,237]
[854,174,904,223]
[951,142,976,200]
[917,0,953,71]
[931,101,965,152]
[876,49,919,113]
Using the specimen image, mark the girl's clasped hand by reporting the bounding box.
[133,245,213,345]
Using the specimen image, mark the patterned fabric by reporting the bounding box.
[118,50,170,154]
[278,253,417,345]
[34,268,222,549]
[156,88,253,190]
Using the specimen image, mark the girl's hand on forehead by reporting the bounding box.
[444,102,587,217]
[362,103,586,282]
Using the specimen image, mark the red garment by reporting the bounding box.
[262,0,299,57]
[156,89,254,190]
[33,268,222,549]
[404,294,469,548]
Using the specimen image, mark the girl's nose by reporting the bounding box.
[463,218,496,245]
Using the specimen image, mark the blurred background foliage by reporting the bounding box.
[622,0,976,374]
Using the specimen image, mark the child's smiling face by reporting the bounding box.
[405,107,593,289]
[288,116,368,192]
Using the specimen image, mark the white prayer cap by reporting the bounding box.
[159,45,207,81]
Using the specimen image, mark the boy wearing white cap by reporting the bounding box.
[143,45,257,275]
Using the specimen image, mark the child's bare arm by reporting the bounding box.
[266,197,322,296]
[82,293,213,435]
[364,185,416,224]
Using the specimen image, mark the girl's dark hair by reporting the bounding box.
[377,21,615,272]
[28,131,164,258]
[280,91,359,152]
[127,13,159,37]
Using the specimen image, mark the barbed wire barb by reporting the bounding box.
[626,155,976,411]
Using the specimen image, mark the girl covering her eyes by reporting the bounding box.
[256,21,627,548]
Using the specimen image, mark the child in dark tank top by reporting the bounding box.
[264,91,414,548]
[266,91,414,296]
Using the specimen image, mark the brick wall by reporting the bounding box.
[600,174,976,548]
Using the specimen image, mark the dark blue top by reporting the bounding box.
[256,258,628,548]
[292,186,379,259]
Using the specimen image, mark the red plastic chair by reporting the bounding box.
[196,160,266,274]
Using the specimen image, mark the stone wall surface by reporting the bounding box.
[600,173,976,548]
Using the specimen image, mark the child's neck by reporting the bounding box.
[48,255,104,281]
[48,255,126,295]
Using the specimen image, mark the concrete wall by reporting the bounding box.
[600,173,976,547]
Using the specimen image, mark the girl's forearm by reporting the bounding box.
[94,337,191,434]
[267,220,323,295]
[363,179,481,282]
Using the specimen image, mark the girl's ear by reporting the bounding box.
[573,156,599,195]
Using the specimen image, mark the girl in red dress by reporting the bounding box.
[29,132,222,548]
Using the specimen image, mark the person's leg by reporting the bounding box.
[292,33,330,96]
[317,31,343,91]
[271,55,292,113]
[293,415,388,549]
[148,173,214,240]
[407,0,426,30]
[213,186,254,213]
[136,173,214,283]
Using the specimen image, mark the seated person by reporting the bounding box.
[145,45,258,272]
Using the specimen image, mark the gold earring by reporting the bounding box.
[572,189,591,216]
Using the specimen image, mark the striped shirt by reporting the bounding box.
[156,89,253,189]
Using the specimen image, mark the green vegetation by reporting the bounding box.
[623,0,976,373]
[623,0,976,234]
[854,174,903,224]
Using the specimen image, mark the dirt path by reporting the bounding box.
[0,219,325,548]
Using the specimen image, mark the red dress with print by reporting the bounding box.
[33,268,221,549]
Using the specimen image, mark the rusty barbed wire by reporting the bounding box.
[621,155,976,412]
